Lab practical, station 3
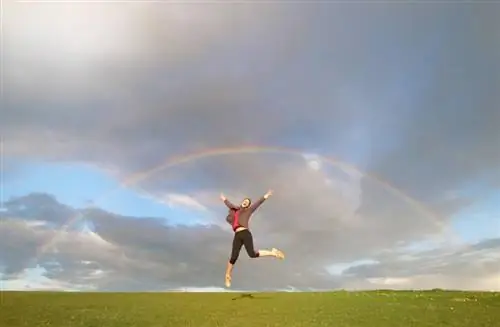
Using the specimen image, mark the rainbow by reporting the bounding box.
[37,145,454,255]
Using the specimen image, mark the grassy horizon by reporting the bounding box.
[1,290,499,327]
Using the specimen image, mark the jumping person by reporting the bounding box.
[220,190,285,288]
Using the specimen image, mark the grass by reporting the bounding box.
[1,290,499,327]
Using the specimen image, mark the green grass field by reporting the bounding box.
[1,291,499,327]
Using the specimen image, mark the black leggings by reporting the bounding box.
[229,229,259,264]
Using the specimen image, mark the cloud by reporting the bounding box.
[341,240,500,291]
[2,2,499,291]
[1,265,96,292]
[3,1,498,215]
[1,193,499,291]
[163,193,208,211]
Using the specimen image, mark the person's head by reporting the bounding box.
[240,198,251,208]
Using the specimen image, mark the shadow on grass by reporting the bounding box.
[231,293,272,301]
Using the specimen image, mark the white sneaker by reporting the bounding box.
[272,248,285,259]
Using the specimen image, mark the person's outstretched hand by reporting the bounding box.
[264,190,273,199]
[220,193,227,201]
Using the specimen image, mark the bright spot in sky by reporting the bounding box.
[302,153,323,170]
[308,160,321,170]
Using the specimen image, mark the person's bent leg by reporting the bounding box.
[242,230,284,259]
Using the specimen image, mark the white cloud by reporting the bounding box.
[327,259,379,276]
[24,220,48,228]
[164,193,208,211]
[41,223,118,255]
[367,277,411,286]
[2,266,96,292]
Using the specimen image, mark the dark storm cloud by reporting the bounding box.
[3,1,314,164]
[4,2,498,215]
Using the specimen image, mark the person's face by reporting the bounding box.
[240,198,251,208]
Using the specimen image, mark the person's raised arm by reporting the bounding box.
[220,193,238,210]
[249,190,273,213]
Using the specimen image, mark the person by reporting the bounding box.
[220,190,285,288]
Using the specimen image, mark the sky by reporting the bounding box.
[1,0,499,292]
